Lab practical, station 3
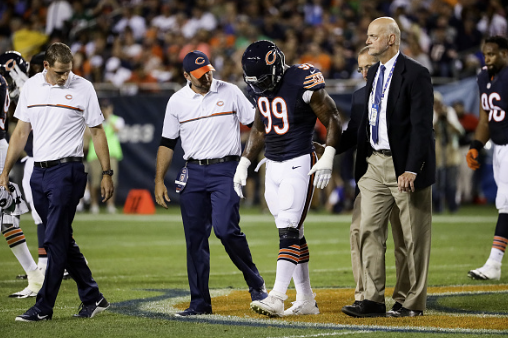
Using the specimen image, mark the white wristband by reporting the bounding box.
[321,146,336,161]
[237,156,251,170]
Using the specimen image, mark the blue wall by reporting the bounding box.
[108,77,493,206]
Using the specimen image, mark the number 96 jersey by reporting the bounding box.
[250,64,325,162]
[478,66,508,145]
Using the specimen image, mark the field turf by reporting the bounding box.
[1,204,506,338]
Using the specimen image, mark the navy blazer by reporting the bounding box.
[337,86,365,154]
[355,53,436,189]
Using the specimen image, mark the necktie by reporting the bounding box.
[372,65,385,144]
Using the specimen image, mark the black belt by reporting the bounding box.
[374,149,392,156]
[34,157,83,168]
[187,155,240,166]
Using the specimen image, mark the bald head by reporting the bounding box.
[366,17,400,63]
[372,17,400,46]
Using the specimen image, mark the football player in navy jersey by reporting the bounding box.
[0,51,45,298]
[467,36,508,281]
[234,40,342,317]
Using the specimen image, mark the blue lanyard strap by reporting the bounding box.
[372,59,397,104]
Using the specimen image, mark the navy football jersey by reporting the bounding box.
[477,66,508,145]
[250,64,325,161]
[0,76,9,140]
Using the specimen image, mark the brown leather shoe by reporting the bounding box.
[341,299,386,318]
[386,306,423,317]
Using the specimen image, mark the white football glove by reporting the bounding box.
[0,185,14,212]
[308,146,336,189]
[233,157,251,198]
[7,63,28,100]
[10,63,28,89]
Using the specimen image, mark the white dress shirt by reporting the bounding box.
[369,51,399,150]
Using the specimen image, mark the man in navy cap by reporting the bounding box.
[154,50,268,316]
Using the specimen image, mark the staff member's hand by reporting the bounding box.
[0,173,9,191]
[155,181,170,208]
[101,175,114,202]
[398,172,416,192]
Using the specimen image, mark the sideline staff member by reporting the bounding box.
[0,42,113,321]
[154,50,267,317]
[342,17,435,318]
[339,46,406,315]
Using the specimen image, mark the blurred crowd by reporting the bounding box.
[0,0,506,213]
[0,0,507,88]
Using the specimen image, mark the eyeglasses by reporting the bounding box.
[357,65,372,73]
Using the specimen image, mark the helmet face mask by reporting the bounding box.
[242,40,285,94]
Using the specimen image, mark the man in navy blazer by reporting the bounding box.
[339,46,408,317]
[342,17,435,318]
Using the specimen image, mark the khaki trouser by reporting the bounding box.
[350,192,409,304]
[358,152,432,311]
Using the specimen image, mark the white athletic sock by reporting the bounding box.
[488,248,504,264]
[293,262,313,299]
[11,243,38,273]
[272,260,297,295]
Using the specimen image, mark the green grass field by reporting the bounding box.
[1,203,507,338]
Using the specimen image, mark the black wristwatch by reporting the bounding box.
[102,169,114,176]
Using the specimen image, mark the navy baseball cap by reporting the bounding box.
[183,50,215,78]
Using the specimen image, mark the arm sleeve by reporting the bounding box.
[160,137,179,149]
[13,82,29,123]
[84,83,105,127]
[161,99,180,139]
[406,67,434,173]
[234,85,255,126]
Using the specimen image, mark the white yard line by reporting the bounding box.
[265,332,370,338]
[66,214,498,224]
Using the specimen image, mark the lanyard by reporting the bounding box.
[371,59,397,104]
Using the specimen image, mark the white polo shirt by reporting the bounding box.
[162,79,255,160]
[15,70,104,162]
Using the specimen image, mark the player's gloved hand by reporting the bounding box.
[466,140,484,170]
[308,146,336,189]
[233,157,251,198]
[0,184,14,212]
[10,63,28,90]
[466,149,480,170]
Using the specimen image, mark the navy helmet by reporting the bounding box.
[242,40,285,94]
[0,51,28,93]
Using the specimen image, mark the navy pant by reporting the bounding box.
[179,161,263,312]
[31,162,101,313]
